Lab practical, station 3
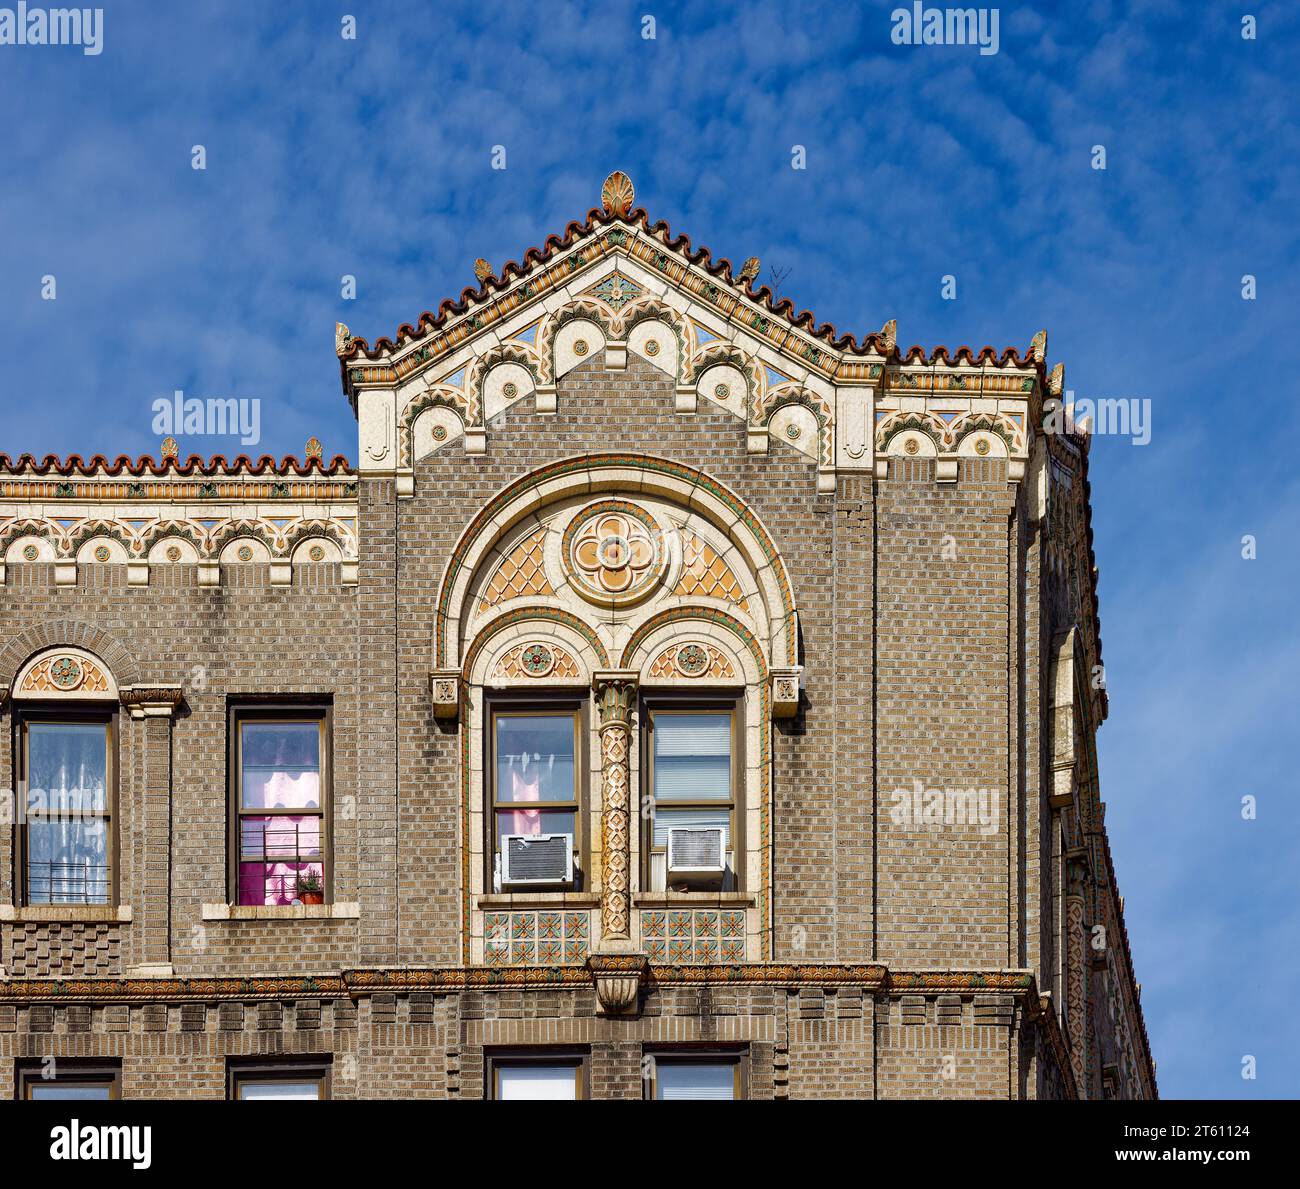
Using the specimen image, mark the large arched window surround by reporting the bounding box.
[433,455,800,677]
[439,455,799,967]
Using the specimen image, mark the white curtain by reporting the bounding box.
[27,723,108,904]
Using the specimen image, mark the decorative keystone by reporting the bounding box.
[587,946,648,1016]
[770,667,802,718]
[604,340,628,370]
[430,669,461,720]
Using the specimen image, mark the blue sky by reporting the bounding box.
[1,0,1297,1097]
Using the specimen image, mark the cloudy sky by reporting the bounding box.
[1,0,1296,1097]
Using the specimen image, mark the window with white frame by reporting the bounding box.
[489,706,582,890]
[645,705,737,891]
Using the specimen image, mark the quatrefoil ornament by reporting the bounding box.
[564,501,666,607]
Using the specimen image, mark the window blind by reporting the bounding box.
[654,714,731,801]
[652,807,729,848]
[656,1062,736,1100]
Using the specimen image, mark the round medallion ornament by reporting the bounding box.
[309,545,325,562]
[563,501,666,607]
[237,545,254,562]
[50,656,83,690]
[23,544,38,561]
[786,423,801,440]
[521,643,555,677]
[904,437,920,455]
[676,644,708,676]
[503,381,518,399]
[975,437,991,456]
[94,545,111,562]
[573,339,589,357]
[166,545,182,561]
[644,339,660,357]
[715,383,730,399]
[432,424,448,441]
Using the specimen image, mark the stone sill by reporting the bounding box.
[634,892,754,908]
[0,904,133,923]
[477,893,600,909]
[201,902,360,921]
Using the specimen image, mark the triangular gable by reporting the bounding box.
[339,172,1044,497]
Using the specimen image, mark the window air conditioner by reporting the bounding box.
[500,833,574,886]
[666,826,726,879]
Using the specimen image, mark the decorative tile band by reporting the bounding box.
[641,909,746,963]
[484,910,590,966]
[0,965,1040,1002]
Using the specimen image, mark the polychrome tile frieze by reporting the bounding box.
[484,910,590,965]
[640,908,745,963]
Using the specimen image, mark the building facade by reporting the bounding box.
[0,174,1155,1100]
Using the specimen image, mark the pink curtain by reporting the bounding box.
[500,766,542,835]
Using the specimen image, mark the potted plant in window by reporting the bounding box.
[295,870,324,906]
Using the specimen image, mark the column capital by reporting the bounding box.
[591,669,638,728]
[119,685,184,720]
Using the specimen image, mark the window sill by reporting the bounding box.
[477,893,601,909]
[0,904,133,924]
[201,903,360,921]
[634,892,754,908]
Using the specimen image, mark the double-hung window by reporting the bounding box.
[230,1060,330,1100]
[647,1053,743,1100]
[16,713,115,905]
[231,707,329,906]
[18,1060,120,1099]
[489,706,581,890]
[489,1052,586,1100]
[645,706,736,891]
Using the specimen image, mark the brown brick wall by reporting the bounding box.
[0,350,1110,1098]
[872,457,1015,968]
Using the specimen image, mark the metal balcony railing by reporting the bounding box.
[27,860,110,905]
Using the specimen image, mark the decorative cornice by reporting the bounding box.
[0,453,352,479]
[0,964,1042,1003]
